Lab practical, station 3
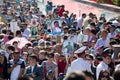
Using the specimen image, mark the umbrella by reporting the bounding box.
[6,37,32,49]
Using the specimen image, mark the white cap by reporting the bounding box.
[38,39,44,45]
[74,46,87,54]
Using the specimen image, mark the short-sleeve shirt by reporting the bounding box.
[42,61,57,73]
[8,59,25,69]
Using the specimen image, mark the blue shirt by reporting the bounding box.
[94,38,109,49]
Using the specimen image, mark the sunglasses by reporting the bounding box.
[47,55,54,58]
[101,75,109,78]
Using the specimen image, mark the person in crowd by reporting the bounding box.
[96,48,113,80]
[107,24,116,39]
[113,70,120,80]
[57,54,67,74]
[8,51,25,80]
[7,45,15,60]
[68,46,91,73]
[41,53,58,80]
[16,30,22,37]
[25,54,44,80]
[64,72,86,80]
[77,13,86,30]
[82,70,94,80]
[77,28,89,47]
[98,69,111,80]
[22,52,29,65]
[0,54,8,79]
[95,45,104,56]
[58,5,65,17]
[18,75,33,80]
[38,50,47,65]
[70,13,77,26]
[22,24,31,40]
[85,54,96,78]
[45,1,53,15]
[94,29,110,50]
[13,41,22,54]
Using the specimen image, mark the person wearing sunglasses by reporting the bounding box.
[98,69,110,80]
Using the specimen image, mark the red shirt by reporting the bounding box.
[58,8,65,17]
[58,59,66,73]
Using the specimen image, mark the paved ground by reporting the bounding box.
[38,0,119,21]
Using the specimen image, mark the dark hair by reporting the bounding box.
[39,50,47,56]
[64,72,86,80]
[14,51,20,54]
[2,29,7,34]
[29,54,38,61]
[13,41,18,45]
[54,21,59,24]
[16,30,21,36]
[82,13,86,17]
[18,75,33,80]
[98,70,110,80]
[82,70,94,79]
[90,29,96,35]
[90,22,96,27]
[7,45,15,51]
[113,70,120,80]
[8,35,14,40]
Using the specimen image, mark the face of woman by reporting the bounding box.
[101,32,108,39]
[100,72,109,80]
[0,55,4,64]
[104,56,111,65]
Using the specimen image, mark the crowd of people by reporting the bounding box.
[0,0,120,80]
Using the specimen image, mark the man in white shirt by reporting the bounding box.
[68,46,91,73]
[77,13,86,30]
[25,54,44,80]
[96,48,113,80]
[22,24,31,40]
[8,51,25,80]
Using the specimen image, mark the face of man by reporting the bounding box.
[109,27,115,32]
[101,31,108,39]
[28,56,37,66]
[13,53,20,61]
[83,15,86,18]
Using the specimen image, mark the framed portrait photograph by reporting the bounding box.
[51,20,62,35]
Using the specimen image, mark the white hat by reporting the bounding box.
[0,50,5,55]
[38,39,44,45]
[112,20,119,27]
[74,46,87,54]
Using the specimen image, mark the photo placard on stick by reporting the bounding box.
[10,21,20,33]
[56,35,61,43]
